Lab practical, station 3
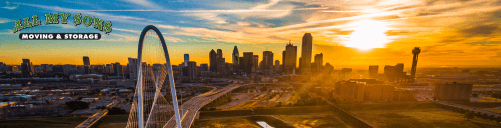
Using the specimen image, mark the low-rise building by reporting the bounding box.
[334,81,365,102]
[364,84,395,102]
[434,82,473,102]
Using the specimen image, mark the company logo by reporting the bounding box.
[14,13,112,40]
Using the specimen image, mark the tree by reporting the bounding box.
[465,111,475,121]
[65,101,89,111]
[107,107,127,115]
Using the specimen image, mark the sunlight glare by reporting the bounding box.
[341,19,391,51]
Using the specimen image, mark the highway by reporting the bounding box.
[75,101,117,128]
[163,81,245,128]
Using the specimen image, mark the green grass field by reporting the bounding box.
[336,102,501,128]
[275,114,352,128]
[0,117,88,128]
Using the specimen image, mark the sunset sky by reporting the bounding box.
[1,0,501,70]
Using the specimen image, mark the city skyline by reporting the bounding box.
[3,1,501,128]
[2,0,501,67]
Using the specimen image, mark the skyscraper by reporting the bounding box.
[113,62,123,78]
[253,55,259,72]
[239,57,244,69]
[209,49,217,72]
[395,63,404,82]
[10,66,18,72]
[232,46,239,72]
[83,56,90,65]
[325,63,333,72]
[200,63,209,71]
[262,51,273,70]
[242,52,253,74]
[411,47,420,83]
[384,65,395,81]
[284,41,297,74]
[232,46,239,65]
[275,60,280,73]
[217,58,226,74]
[21,59,34,76]
[282,51,286,73]
[83,56,91,74]
[301,33,313,75]
[217,49,223,58]
[128,58,138,80]
[369,65,378,78]
[384,64,404,82]
[314,53,323,70]
[105,64,114,75]
[187,61,197,81]
[184,54,189,66]
[298,57,302,73]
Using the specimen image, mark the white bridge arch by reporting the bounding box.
[126,25,182,128]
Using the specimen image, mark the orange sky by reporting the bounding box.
[2,0,501,69]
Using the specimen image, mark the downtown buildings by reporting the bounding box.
[300,33,313,75]
[232,46,239,72]
[21,59,34,76]
[83,56,91,74]
[283,42,297,74]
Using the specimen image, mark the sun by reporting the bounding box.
[341,19,391,51]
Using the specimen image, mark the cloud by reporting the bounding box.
[460,24,500,37]
[104,33,139,42]
[55,24,76,29]
[467,41,501,46]
[184,13,228,24]
[2,1,17,10]
[163,36,185,42]
[0,19,12,24]
[114,28,142,34]
[156,25,178,29]
[0,29,13,34]
[8,0,501,66]
[122,0,163,9]
[14,2,164,25]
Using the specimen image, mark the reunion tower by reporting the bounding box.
[410,47,420,83]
